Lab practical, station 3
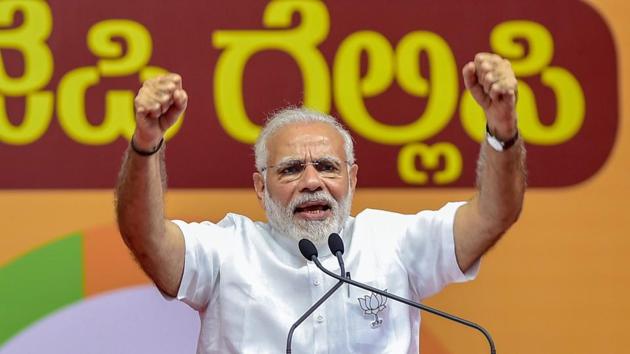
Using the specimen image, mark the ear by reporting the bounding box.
[349,163,358,193]
[253,172,265,206]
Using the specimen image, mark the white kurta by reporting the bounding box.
[173,202,479,354]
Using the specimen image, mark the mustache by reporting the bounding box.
[288,191,337,213]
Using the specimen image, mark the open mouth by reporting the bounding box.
[293,201,332,219]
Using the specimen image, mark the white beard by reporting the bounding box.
[263,187,352,247]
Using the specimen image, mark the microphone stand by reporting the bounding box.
[309,255,496,354]
[286,255,346,354]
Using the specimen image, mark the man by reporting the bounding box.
[115,53,526,353]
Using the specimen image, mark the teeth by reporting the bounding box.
[296,207,329,214]
[297,205,327,211]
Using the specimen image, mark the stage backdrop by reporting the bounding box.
[0,0,628,353]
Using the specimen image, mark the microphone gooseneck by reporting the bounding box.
[302,237,497,354]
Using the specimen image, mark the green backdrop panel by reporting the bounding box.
[0,233,84,345]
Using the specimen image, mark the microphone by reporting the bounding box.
[328,233,345,276]
[286,239,346,354]
[298,238,318,260]
[328,232,344,254]
[301,237,497,354]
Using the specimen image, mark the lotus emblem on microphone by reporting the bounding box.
[358,291,388,328]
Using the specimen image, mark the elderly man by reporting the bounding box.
[116,53,526,353]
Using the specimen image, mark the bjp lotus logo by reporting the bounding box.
[358,291,388,328]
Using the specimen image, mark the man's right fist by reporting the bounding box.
[133,73,188,150]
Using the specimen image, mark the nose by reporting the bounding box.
[297,163,324,193]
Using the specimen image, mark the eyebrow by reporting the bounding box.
[274,155,342,166]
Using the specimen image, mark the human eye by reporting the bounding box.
[315,159,341,173]
[277,161,304,176]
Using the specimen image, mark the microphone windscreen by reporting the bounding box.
[298,239,318,260]
[328,233,344,255]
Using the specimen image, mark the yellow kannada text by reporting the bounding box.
[0,0,585,185]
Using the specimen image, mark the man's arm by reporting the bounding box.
[454,53,527,272]
[115,74,188,297]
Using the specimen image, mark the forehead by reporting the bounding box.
[266,122,346,163]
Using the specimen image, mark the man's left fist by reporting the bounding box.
[463,53,518,141]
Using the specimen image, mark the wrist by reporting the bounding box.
[485,124,519,152]
[130,135,164,156]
